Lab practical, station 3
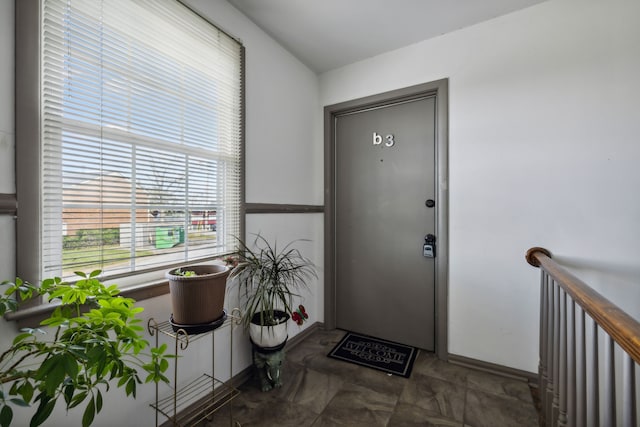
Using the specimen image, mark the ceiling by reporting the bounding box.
[227,0,546,73]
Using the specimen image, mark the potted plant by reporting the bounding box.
[165,264,230,332]
[229,234,316,349]
[0,271,170,427]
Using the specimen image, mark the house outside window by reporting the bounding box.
[16,0,245,286]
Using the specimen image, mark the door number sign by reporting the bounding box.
[372,132,395,148]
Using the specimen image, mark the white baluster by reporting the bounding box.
[602,336,615,427]
[576,309,586,427]
[622,353,636,427]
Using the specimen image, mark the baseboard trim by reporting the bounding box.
[158,365,253,427]
[285,321,324,350]
[158,322,325,426]
[448,353,538,386]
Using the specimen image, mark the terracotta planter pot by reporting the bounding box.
[166,264,230,325]
[249,310,290,348]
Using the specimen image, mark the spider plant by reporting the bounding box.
[229,234,316,330]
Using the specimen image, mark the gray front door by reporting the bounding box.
[335,96,436,350]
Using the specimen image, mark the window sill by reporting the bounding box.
[4,278,170,330]
[4,260,233,329]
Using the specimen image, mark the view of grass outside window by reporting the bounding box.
[40,0,244,281]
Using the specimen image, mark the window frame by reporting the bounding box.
[14,0,246,316]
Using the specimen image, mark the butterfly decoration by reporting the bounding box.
[291,304,309,326]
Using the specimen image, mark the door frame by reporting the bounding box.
[323,79,449,360]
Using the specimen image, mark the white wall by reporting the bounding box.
[0,0,16,280]
[0,0,322,425]
[184,0,325,328]
[0,0,18,419]
[184,1,324,206]
[320,0,640,372]
[3,0,639,422]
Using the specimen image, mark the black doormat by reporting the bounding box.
[327,332,418,378]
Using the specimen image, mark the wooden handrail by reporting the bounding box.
[526,247,640,365]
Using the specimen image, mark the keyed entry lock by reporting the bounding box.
[423,234,436,258]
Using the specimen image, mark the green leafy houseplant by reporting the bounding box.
[171,268,198,277]
[0,271,171,427]
[229,235,317,347]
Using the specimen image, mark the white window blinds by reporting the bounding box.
[41,0,244,280]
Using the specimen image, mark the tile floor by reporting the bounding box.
[207,328,540,427]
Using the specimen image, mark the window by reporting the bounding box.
[17,0,244,284]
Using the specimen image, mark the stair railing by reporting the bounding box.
[527,247,639,427]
